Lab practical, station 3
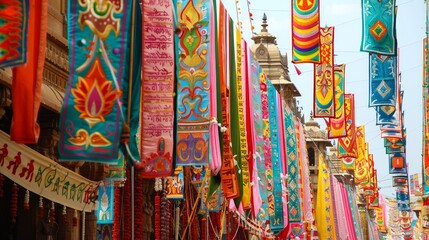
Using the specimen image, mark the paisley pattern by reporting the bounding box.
[314,27,335,117]
[59,0,132,163]
[360,0,397,55]
[328,65,346,138]
[174,0,211,165]
[338,94,358,163]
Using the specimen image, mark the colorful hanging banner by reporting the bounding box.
[174,0,211,165]
[11,0,47,144]
[360,0,397,55]
[165,166,184,200]
[423,38,429,196]
[0,130,97,212]
[267,81,284,232]
[297,117,314,226]
[369,53,397,107]
[218,4,239,199]
[328,64,346,139]
[291,0,320,63]
[314,26,335,118]
[139,0,174,177]
[97,183,114,224]
[338,94,358,167]
[240,39,251,210]
[0,0,29,68]
[284,103,301,222]
[229,25,244,207]
[389,152,407,174]
[316,155,337,239]
[384,137,405,154]
[347,184,364,239]
[355,141,369,184]
[59,0,132,163]
[254,63,268,222]
[260,72,274,223]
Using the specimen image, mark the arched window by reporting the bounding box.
[308,148,315,166]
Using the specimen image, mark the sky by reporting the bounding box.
[223,0,426,197]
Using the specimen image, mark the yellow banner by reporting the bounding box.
[316,155,337,239]
[0,131,97,212]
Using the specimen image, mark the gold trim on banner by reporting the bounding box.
[0,130,98,212]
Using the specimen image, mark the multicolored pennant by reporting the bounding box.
[59,0,132,163]
[0,0,29,68]
[291,0,320,63]
[174,0,211,165]
[139,0,174,177]
[11,0,47,144]
[369,53,397,107]
[360,0,397,55]
[355,141,369,184]
[314,27,335,118]
[328,64,346,139]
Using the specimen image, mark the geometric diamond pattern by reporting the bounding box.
[376,80,391,98]
[370,20,387,41]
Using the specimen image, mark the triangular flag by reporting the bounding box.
[294,64,302,75]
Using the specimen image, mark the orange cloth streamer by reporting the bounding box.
[11,0,47,144]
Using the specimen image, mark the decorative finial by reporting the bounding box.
[310,111,314,120]
[261,13,268,32]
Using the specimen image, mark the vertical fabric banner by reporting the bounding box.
[229,25,244,207]
[0,0,29,68]
[316,155,337,239]
[369,53,397,107]
[291,0,320,63]
[174,0,211,165]
[267,81,284,232]
[279,99,289,227]
[260,73,274,222]
[423,38,429,195]
[165,166,184,200]
[240,39,251,210]
[313,27,335,118]
[59,0,132,163]
[254,63,268,222]
[140,0,174,177]
[297,117,314,228]
[354,126,369,184]
[360,0,397,55]
[328,64,346,139]
[97,183,114,224]
[11,0,47,144]
[338,94,358,168]
[218,4,239,200]
[284,103,301,222]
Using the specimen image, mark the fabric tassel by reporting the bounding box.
[72,209,78,227]
[38,196,44,219]
[49,202,55,223]
[62,206,67,224]
[23,189,29,210]
[10,183,18,223]
[134,175,144,240]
